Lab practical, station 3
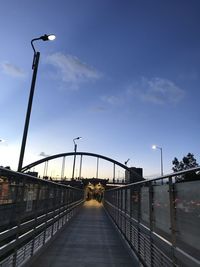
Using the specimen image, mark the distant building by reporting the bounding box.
[125,167,144,183]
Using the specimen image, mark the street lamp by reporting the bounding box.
[72,137,82,180]
[18,34,56,172]
[152,145,163,176]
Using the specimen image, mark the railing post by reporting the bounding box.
[117,190,120,227]
[12,177,26,267]
[149,181,154,266]
[168,177,177,266]
[124,188,127,236]
[56,187,62,231]
[114,191,117,221]
[120,190,123,231]
[43,183,50,245]
[30,181,41,257]
[137,185,141,257]
[113,163,116,183]
[130,186,134,247]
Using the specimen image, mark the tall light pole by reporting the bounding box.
[152,145,163,176]
[18,34,56,172]
[72,137,82,180]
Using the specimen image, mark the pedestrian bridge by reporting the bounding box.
[0,166,199,267]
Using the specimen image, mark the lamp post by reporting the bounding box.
[152,145,163,176]
[18,34,56,172]
[72,137,82,179]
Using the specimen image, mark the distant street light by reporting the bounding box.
[18,34,56,172]
[152,145,163,176]
[72,137,82,179]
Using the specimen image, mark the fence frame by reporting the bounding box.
[104,167,200,267]
[0,167,84,267]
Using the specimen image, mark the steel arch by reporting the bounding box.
[21,151,141,179]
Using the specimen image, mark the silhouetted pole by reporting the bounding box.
[18,51,40,172]
[72,137,82,179]
[61,156,66,179]
[152,145,164,176]
[72,144,77,180]
[79,154,83,179]
[18,34,56,172]
[160,147,163,176]
[96,157,99,179]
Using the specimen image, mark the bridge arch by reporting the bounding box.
[21,152,130,172]
[21,151,142,181]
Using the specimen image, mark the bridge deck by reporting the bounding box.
[29,200,138,267]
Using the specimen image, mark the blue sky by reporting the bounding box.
[0,0,200,177]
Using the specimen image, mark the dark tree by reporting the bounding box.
[172,153,199,182]
[172,157,183,172]
[183,153,198,169]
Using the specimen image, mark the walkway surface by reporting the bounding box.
[30,200,138,267]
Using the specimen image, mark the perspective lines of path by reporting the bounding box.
[29,200,137,267]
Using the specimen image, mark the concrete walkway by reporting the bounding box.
[30,200,138,267]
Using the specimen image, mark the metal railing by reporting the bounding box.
[0,167,84,266]
[104,167,200,267]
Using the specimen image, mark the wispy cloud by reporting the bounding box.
[91,106,107,113]
[46,52,101,88]
[127,77,185,105]
[1,62,25,78]
[100,77,185,109]
[101,95,125,106]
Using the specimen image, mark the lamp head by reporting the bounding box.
[31,34,56,57]
[152,145,157,150]
[40,34,56,41]
[73,137,82,144]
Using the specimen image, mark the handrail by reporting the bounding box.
[104,168,200,267]
[0,168,84,266]
[106,166,200,191]
[0,167,82,191]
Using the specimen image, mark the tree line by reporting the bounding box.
[172,153,200,182]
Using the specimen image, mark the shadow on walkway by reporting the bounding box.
[29,200,138,267]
